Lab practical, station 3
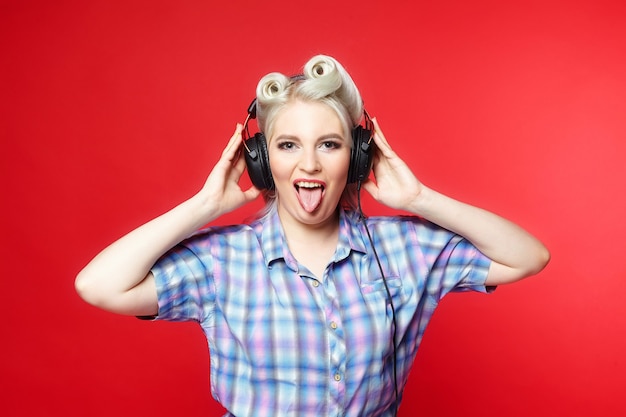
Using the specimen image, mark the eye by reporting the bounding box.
[320,140,342,150]
[277,141,296,151]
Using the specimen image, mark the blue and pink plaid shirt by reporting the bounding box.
[151,208,491,416]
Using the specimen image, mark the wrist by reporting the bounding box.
[407,185,436,217]
[182,191,220,230]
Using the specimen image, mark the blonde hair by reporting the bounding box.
[253,55,365,215]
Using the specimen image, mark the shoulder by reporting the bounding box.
[343,211,458,250]
[359,212,443,235]
[178,222,260,252]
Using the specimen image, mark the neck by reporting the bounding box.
[278,207,341,245]
[276,207,341,279]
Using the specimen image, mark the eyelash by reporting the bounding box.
[276,141,342,151]
[321,141,341,150]
[276,141,295,150]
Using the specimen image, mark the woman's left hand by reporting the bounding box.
[361,118,424,212]
[363,120,550,286]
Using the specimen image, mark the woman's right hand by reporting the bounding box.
[75,123,261,316]
[195,123,261,222]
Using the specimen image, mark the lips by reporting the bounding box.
[294,179,325,213]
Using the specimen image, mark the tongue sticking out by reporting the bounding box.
[297,186,323,213]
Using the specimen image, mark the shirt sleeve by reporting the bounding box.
[397,215,493,301]
[428,231,493,298]
[150,236,216,323]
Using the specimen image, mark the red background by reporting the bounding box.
[2,0,626,415]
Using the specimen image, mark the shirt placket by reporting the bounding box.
[309,265,347,416]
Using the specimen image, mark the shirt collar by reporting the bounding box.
[255,207,369,267]
[336,209,369,260]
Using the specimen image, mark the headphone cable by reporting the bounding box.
[356,181,399,416]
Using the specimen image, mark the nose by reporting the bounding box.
[299,147,321,173]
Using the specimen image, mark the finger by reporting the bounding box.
[372,118,391,152]
[242,186,262,202]
[360,179,380,201]
[222,123,244,158]
[368,147,381,171]
[371,118,396,158]
[231,149,247,177]
[371,118,390,148]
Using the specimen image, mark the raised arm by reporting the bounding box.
[362,118,550,286]
[75,124,261,315]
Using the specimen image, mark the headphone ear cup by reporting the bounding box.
[348,126,375,184]
[244,133,274,190]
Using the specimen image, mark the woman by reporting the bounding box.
[76,55,549,416]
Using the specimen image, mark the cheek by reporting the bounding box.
[335,152,352,179]
[267,153,290,182]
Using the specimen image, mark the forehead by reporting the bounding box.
[271,100,346,138]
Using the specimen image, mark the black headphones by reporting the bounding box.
[242,98,375,190]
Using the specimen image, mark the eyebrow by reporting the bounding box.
[273,133,346,142]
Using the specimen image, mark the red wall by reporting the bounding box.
[3,0,626,415]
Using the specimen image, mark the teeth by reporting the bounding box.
[296,181,323,189]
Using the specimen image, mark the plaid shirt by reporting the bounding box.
[152,208,491,416]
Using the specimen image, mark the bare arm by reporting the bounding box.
[75,124,261,315]
[407,187,550,285]
[362,118,550,286]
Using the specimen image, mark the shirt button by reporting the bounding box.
[334,373,341,382]
[312,281,320,287]
[330,321,338,330]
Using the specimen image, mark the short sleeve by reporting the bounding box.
[150,240,215,323]
[431,233,493,297]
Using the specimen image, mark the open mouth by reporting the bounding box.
[295,181,324,191]
[294,180,325,213]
